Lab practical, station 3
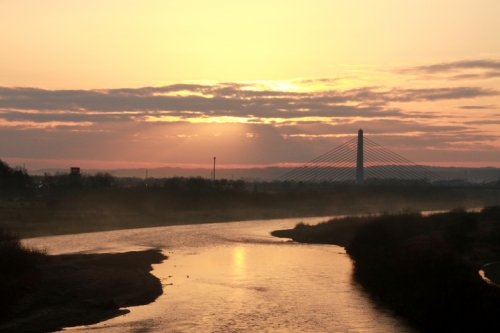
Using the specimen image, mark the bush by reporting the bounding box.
[0,227,45,321]
[0,160,32,196]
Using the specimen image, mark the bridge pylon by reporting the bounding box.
[279,129,432,183]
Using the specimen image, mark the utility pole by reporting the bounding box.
[213,156,216,181]
[356,129,364,184]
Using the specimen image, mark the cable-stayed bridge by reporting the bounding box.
[281,129,434,183]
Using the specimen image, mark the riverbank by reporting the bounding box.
[3,178,500,238]
[0,249,166,333]
[481,262,500,286]
[273,207,500,332]
[271,214,367,246]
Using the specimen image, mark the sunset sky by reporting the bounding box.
[1,0,500,170]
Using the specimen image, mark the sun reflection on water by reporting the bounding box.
[232,246,246,278]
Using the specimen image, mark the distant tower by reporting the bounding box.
[356,129,364,184]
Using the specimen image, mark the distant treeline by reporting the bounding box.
[1,159,500,237]
[2,159,500,196]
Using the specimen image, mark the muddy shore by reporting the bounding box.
[0,249,166,333]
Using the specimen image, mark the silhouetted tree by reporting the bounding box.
[0,160,32,196]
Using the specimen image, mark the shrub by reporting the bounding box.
[0,227,44,321]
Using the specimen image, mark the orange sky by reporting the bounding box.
[1,0,500,169]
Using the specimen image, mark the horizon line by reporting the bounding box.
[3,157,500,171]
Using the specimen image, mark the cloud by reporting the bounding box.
[0,110,134,123]
[0,85,392,126]
[467,119,500,125]
[405,59,500,73]
[459,105,496,110]
[0,84,496,128]
[385,87,498,101]
[449,71,500,80]
[1,72,499,166]
[399,59,500,80]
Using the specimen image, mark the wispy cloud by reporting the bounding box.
[459,105,496,110]
[405,59,500,72]
[400,59,500,80]
[385,87,497,101]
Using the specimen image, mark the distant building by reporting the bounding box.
[70,167,81,176]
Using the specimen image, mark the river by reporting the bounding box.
[24,216,417,333]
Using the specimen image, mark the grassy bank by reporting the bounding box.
[273,207,500,332]
[3,179,500,237]
[0,228,166,332]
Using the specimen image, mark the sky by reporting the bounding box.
[1,0,500,170]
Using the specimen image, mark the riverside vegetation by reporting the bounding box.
[1,159,500,237]
[273,207,500,332]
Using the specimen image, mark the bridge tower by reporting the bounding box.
[356,129,364,184]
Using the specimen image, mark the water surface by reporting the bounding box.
[25,217,416,333]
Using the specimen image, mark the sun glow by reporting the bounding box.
[1,1,500,167]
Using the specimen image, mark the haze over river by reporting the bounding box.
[25,217,417,333]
